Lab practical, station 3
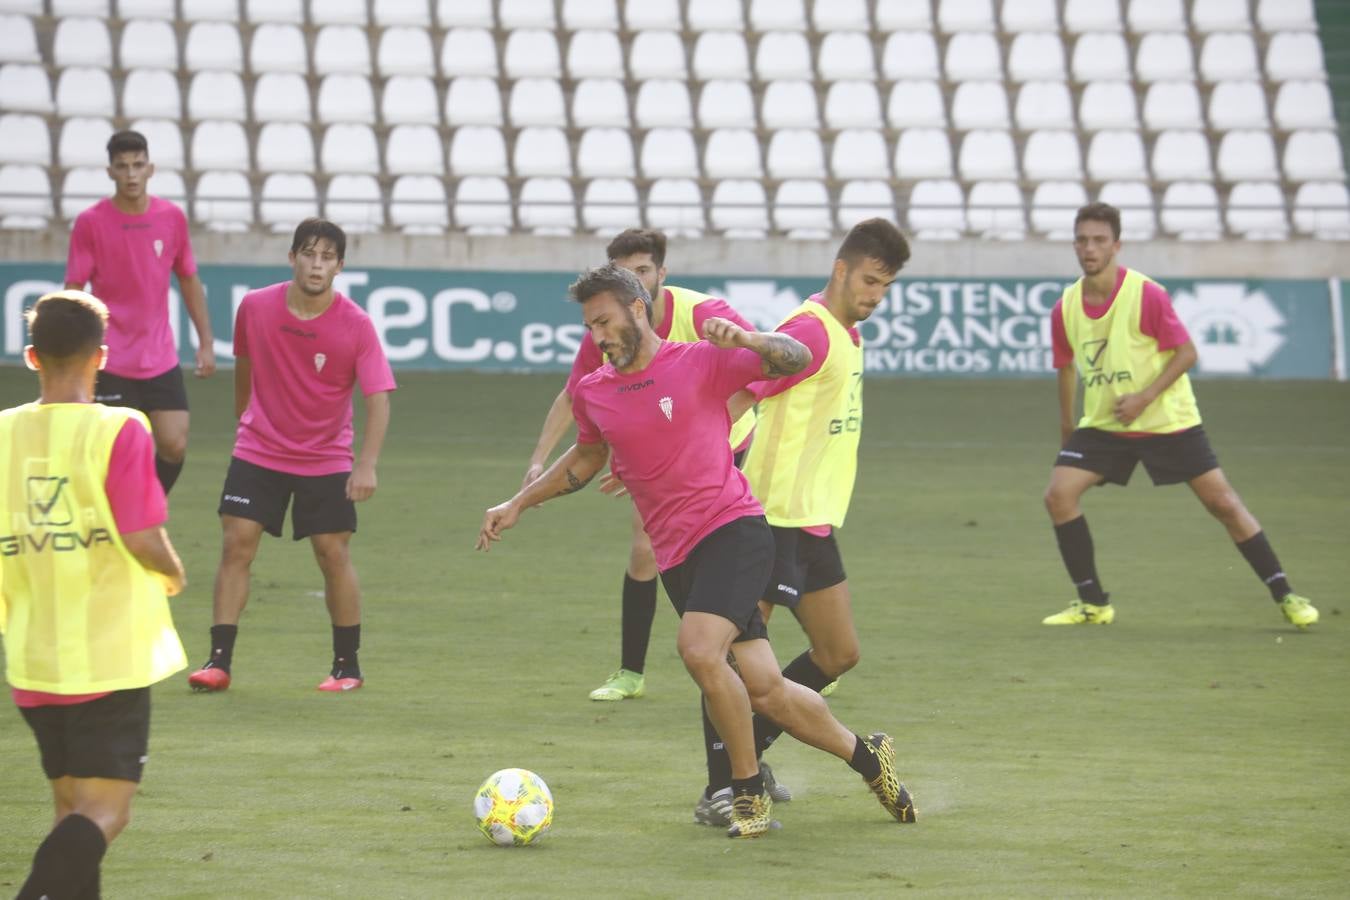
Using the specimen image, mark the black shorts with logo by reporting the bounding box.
[20,687,152,782]
[1054,426,1221,486]
[218,456,357,540]
[763,526,848,608]
[660,515,773,643]
[95,365,189,413]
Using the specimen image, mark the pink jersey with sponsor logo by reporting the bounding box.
[572,341,767,571]
[232,282,397,477]
[65,197,197,379]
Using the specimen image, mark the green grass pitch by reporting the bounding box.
[1,369,1348,898]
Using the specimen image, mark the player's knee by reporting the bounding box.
[79,804,131,843]
[1202,490,1243,523]
[676,639,722,680]
[816,644,860,677]
[220,532,260,568]
[1043,486,1068,517]
[746,678,791,722]
[155,437,187,463]
[312,541,351,574]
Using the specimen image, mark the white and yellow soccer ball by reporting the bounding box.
[473,768,554,846]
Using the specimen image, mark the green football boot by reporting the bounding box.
[588,668,645,701]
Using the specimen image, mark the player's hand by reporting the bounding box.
[703,317,749,349]
[347,463,377,502]
[476,501,520,551]
[194,344,216,378]
[160,570,185,597]
[598,470,629,497]
[1113,392,1149,425]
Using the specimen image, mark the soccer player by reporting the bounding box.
[187,219,396,693]
[522,229,757,702]
[64,130,215,496]
[1042,202,1318,628]
[3,290,187,900]
[479,264,914,838]
[693,218,911,825]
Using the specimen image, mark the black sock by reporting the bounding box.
[702,698,734,794]
[731,772,764,798]
[332,624,361,677]
[17,813,107,900]
[848,735,881,782]
[1054,515,1108,604]
[154,455,184,495]
[620,574,657,674]
[752,650,835,754]
[205,624,238,671]
[1235,531,1292,601]
[75,866,100,900]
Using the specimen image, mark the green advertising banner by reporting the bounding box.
[0,263,1337,378]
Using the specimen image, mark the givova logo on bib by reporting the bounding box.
[1172,283,1286,375]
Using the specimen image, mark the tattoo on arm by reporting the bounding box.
[759,333,810,377]
[554,467,595,496]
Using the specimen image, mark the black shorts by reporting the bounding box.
[20,687,151,782]
[660,516,773,643]
[763,526,848,608]
[218,456,356,540]
[95,365,188,413]
[1054,426,1220,486]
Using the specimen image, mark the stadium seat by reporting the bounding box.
[1191,0,1250,31]
[1062,0,1122,31]
[773,179,832,238]
[575,127,636,178]
[1017,80,1076,130]
[907,179,965,239]
[630,31,687,80]
[623,0,680,30]
[1086,130,1148,181]
[1199,33,1259,83]
[959,130,1018,181]
[58,117,115,168]
[0,114,49,166]
[646,178,706,236]
[129,118,185,169]
[1283,130,1346,181]
[895,128,952,179]
[149,169,187,209]
[1207,80,1269,130]
[688,0,742,30]
[756,31,813,81]
[882,32,941,80]
[324,174,383,232]
[1135,33,1194,82]
[761,80,820,129]
[314,26,371,75]
[1001,0,1058,31]
[874,0,931,29]
[53,18,113,69]
[321,123,379,174]
[967,181,1027,239]
[562,0,620,30]
[1097,180,1158,239]
[1216,131,1279,182]
[1292,181,1350,238]
[1257,0,1317,31]
[123,69,182,120]
[1007,33,1067,82]
[500,0,557,29]
[710,179,769,238]
[183,22,243,71]
[386,124,445,174]
[888,80,947,128]
[945,33,1002,81]
[693,32,751,81]
[453,176,512,233]
[446,78,503,126]
[837,179,898,228]
[1022,130,1083,180]
[509,78,568,128]
[1142,82,1202,131]
[1226,181,1288,239]
[1072,32,1131,82]
[0,14,39,63]
[193,170,253,231]
[1030,181,1089,238]
[704,129,763,179]
[182,0,238,19]
[249,24,307,74]
[260,173,319,233]
[186,71,246,121]
[56,68,115,118]
[377,27,436,77]
[513,127,571,178]
[1126,0,1185,31]
[697,80,755,129]
[1160,181,1222,239]
[374,0,430,25]
[750,0,806,31]
[937,0,995,32]
[581,177,639,233]
[253,72,312,122]
[1264,33,1324,82]
[504,29,562,79]
[0,164,52,228]
[1151,130,1213,181]
[120,19,179,70]
[316,75,376,124]
[52,0,109,13]
[310,0,366,25]
[818,32,876,81]
[825,81,883,129]
[811,0,868,31]
[389,175,449,233]
[381,76,437,125]
[436,0,495,28]
[951,81,1010,130]
[767,130,826,180]
[635,80,693,129]
[2,0,43,11]
[1274,81,1336,130]
[253,122,314,173]
[245,0,302,22]
[571,79,630,128]
[441,29,498,79]
[640,128,699,178]
[566,30,624,80]
[833,128,892,179]
[517,177,576,235]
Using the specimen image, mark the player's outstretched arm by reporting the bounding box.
[477,441,609,551]
[121,526,186,596]
[522,387,575,491]
[180,274,216,378]
[703,317,811,378]
[348,390,391,502]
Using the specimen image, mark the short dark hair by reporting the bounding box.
[1075,202,1121,241]
[605,228,667,268]
[290,217,347,261]
[836,218,910,275]
[106,130,148,163]
[568,263,652,321]
[26,290,108,362]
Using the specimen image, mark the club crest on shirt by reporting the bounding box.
[314,352,327,373]
[153,239,163,258]
[659,396,673,421]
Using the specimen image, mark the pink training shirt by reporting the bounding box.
[1051,267,1192,369]
[13,416,167,708]
[572,341,767,571]
[232,282,397,477]
[65,197,197,379]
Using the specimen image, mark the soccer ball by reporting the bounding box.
[473,768,554,846]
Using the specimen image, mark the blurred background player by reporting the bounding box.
[187,219,396,694]
[2,290,187,900]
[695,218,911,825]
[1043,202,1318,629]
[522,228,757,702]
[64,130,215,496]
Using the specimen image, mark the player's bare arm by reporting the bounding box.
[1114,341,1198,426]
[522,387,574,491]
[477,440,610,551]
[233,356,252,418]
[121,525,187,596]
[348,390,391,502]
[702,317,811,377]
[1057,365,1078,446]
[728,388,757,422]
[180,273,216,378]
